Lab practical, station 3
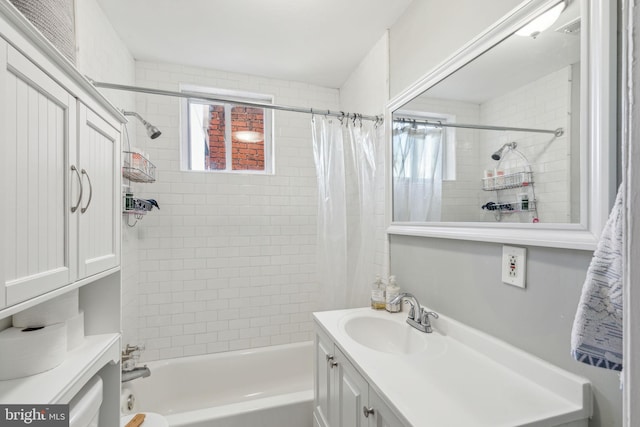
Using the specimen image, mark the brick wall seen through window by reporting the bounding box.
[183,87,272,173]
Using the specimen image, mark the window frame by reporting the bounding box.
[180,84,274,174]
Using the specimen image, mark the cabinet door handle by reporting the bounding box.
[80,169,93,213]
[70,165,83,213]
[326,354,338,368]
[363,407,375,418]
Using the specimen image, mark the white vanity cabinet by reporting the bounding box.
[314,308,592,427]
[0,40,121,308]
[314,327,405,427]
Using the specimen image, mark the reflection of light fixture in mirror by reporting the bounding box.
[233,131,264,143]
[123,111,162,139]
[515,1,566,39]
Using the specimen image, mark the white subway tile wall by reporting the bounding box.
[131,61,339,361]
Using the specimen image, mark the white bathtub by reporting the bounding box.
[121,341,314,427]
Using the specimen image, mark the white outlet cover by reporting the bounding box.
[502,245,526,288]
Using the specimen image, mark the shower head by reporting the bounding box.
[491,142,517,161]
[123,111,162,139]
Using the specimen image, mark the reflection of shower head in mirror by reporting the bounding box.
[491,142,517,160]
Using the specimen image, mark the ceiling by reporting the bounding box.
[95,0,412,88]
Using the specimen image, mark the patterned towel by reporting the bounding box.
[570,184,623,371]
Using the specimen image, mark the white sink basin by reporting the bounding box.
[341,314,428,354]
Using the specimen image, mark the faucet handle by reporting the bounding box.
[421,311,439,333]
[422,311,439,323]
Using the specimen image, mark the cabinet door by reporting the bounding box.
[335,348,369,427]
[314,329,334,427]
[77,103,120,279]
[1,42,76,307]
[368,389,406,427]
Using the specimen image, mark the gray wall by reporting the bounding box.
[390,235,621,426]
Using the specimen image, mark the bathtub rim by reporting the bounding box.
[138,340,313,369]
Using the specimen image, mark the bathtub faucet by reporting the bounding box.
[122,366,151,383]
[389,292,439,333]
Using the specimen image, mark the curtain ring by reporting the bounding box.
[338,111,345,125]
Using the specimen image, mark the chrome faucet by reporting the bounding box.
[389,292,439,333]
[121,343,151,383]
[122,366,151,383]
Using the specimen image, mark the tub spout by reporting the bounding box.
[122,366,151,383]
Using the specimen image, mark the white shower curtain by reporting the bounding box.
[392,124,443,222]
[345,121,378,307]
[312,116,379,310]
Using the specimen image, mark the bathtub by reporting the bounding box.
[121,341,314,427]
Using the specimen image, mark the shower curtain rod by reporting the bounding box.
[394,117,564,137]
[88,79,383,124]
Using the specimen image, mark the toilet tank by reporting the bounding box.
[68,375,103,427]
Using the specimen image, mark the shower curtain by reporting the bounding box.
[392,124,443,222]
[312,116,379,310]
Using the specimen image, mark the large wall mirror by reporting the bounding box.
[386,0,616,250]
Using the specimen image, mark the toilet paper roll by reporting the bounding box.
[13,289,79,327]
[120,388,135,413]
[66,310,85,350]
[0,323,67,380]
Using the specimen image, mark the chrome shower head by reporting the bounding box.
[123,111,162,139]
[491,142,517,161]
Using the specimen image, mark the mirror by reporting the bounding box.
[386,0,616,250]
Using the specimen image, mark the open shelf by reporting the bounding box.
[0,333,120,404]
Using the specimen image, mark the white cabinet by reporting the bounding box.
[1,40,76,307]
[0,42,121,308]
[76,103,120,279]
[0,3,123,427]
[314,328,405,427]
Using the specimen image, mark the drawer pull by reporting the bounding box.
[363,407,375,417]
[326,354,338,368]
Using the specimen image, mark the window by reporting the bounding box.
[181,85,273,173]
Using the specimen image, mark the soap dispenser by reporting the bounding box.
[371,275,386,310]
[385,276,401,313]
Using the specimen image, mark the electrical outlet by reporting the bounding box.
[502,245,526,288]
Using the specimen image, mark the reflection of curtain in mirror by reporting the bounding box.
[393,124,443,221]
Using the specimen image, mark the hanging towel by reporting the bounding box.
[570,184,623,371]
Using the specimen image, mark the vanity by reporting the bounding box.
[313,308,591,427]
